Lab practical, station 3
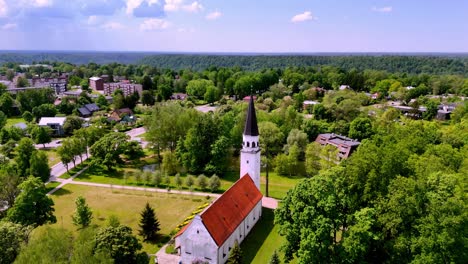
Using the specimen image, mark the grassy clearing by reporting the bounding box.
[42,149,60,167]
[6,117,25,126]
[50,184,210,253]
[241,208,296,264]
[45,181,61,193]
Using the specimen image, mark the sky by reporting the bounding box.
[0,0,467,52]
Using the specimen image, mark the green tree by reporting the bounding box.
[96,94,109,108]
[204,85,220,104]
[0,111,6,130]
[15,137,37,177]
[175,173,182,189]
[71,228,113,264]
[16,76,29,88]
[63,116,84,135]
[94,225,147,264]
[141,90,155,106]
[208,174,221,192]
[57,142,74,172]
[7,176,56,226]
[205,135,231,175]
[259,121,283,197]
[305,142,321,177]
[32,103,57,120]
[274,153,289,176]
[138,202,160,241]
[320,144,339,170]
[72,196,93,228]
[349,117,374,141]
[197,174,208,190]
[31,125,52,148]
[186,79,215,98]
[0,93,14,116]
[90,132,131,170]
[22,111,33,123]
[227,241,243,264]
[161,151,178,175]
[0,221,31,264]
[185,175,195,188]
[285,128,308,157]
[30,151,51,182]
[269,250,281,264]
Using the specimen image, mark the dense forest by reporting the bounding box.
[0,52,467,75]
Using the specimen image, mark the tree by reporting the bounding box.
[269,251,281,264]
[7,176,56,226]
[96,94,109,108]
[0,93,14,116]
[15,137,37,177]
[197,174,208,190]
[161,151,178,175]
[204,85,220,104]
[349,117,374,141]
[63,116,84,135]
[30,151,51,182]
[138,202,160,241]
[274,153,290,176]
[227,241,243,264]
[320,144,339,170]
[305,142,321,177]
[285,128,308,157]
[13,227,73,264]
[16,76,29,88]
[185,175,195,188]
[205,135,231,175]
[258,121,283,197]
[90,132,131,170]
[94,225,147,264]
[0,221,31,264]
[32,103,57,120]
[57,142,74,173]
[72,196,93,228]
[141,90,155,106]
[31,125,52,148]
[22,110,33,122]
[0,111,6,130]
[186,79,215,99]
[175,173,182,189]
[208,174,221,192]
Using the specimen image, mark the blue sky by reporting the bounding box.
[0,0,467,52]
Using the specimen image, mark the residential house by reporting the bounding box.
[108,108,134,122]
[170,93,188,100]
[89,77,104,91]
[103,81,143,97]
[38,117,66,136]
[315,133,360,160]
[77,103,100,117]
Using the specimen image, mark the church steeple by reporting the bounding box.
[243,95,259,136]
[240,95,261,190]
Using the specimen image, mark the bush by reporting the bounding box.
[208,174,221,192]
[185,175,195,188]
[197,174,208,190]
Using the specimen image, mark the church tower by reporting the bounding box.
[240,95,261,190]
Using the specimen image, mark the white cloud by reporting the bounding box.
[87,15,99,25]
[183,1,202,13]
[0,0,8,17]
[101,21,125,30]
[2,23,17,30]
[140,18,170,31]
[19,0,53,8]
[206,11,221,20]
[291,11,316,23]
[372,6,393,13]
[126,0,160,15]
[164,0,202,12]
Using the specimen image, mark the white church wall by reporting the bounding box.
[240,134,261,190]
[177,215,218,264]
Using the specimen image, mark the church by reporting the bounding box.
[175,96,263,264]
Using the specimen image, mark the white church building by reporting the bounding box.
[175,96,263,264]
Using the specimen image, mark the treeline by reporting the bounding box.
[138,54,468,74]
[1,52,468,75]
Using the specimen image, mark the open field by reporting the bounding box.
[43,149,60,167]
[49,184,210,253]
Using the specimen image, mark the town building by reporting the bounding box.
[175,96,262,264]
[89,77,104,91]
[315,133,360,159]
[103,81,143,97]
[30,77,68,95]
[170,93,188,100]
[38,117,67,136]
[77,103,100,117]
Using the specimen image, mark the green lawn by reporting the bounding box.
[49,184,210,254]
[6,117,25,126]
[43,149,60,167]
[241,208,296,264]
[45,181,61,193]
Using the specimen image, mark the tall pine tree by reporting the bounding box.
[227,241,243,264]
[269,250,281,264]
[138,202,160,241]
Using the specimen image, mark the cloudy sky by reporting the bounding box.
[0,0,467,52]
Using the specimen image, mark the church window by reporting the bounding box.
[247,142,250,147]
[246,160,249,164]
[252,142,255,147]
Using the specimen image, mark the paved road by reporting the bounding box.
[35,139,63,149]
[47,127,147,183]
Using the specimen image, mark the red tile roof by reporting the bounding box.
[174,222,190,238]
[200,175,262,246]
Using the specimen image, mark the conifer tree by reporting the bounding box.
[138,202,160,241]
[72,196,93,228]
[269,250,281,264]
[227,241,243,264]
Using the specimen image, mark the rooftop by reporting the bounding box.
[243,95,259,136]
[38,117,67,126]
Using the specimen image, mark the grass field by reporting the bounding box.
[49,184,210,253]
[43,149,60,167]
[241,208,296,264]
[6,117,25,127]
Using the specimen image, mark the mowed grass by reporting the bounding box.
[43,149,60,167]
[6,116,25,126]
[50,184,210,253]
[241,208,297,264]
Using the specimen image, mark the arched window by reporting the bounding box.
[246,142,250,147]
[251,142,255,148]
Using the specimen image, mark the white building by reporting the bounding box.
[175,96,262,264]
[38,117,66,136]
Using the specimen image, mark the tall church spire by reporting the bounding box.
[243,95,259,136]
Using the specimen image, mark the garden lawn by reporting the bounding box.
[50,184,210,253]
[43,149,60,167]
[241,208,297,264]
[6,117,25,126]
